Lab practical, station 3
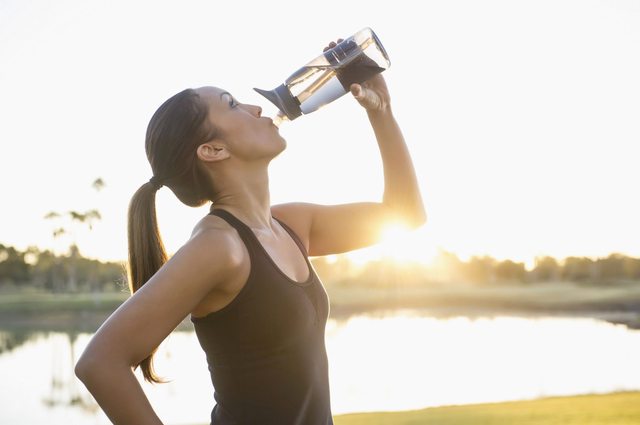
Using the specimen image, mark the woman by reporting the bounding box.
[75,40,426,425]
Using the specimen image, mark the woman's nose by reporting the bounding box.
[254,105,262,117]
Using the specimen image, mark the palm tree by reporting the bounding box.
[44,179,105,291]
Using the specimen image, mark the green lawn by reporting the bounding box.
[2,281,640,331]
[327,281,640,313]
[333,391,640,425]
[4,281,640,317]
[0,290,127,313]
[0,291,129,333]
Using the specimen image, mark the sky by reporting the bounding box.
[1,0,639,268]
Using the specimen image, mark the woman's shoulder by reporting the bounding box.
[181,214,247,272]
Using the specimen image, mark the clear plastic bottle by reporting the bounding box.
[255,27,390,123]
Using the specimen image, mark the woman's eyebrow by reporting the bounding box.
[219,91,236,108]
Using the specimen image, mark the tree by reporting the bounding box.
[597,253,627,281]
[0,244,31,286]
[562,257,596,282]
[431,249,464,283]
[29,248,67,292]
[462,256,497,284]
[494,259,526,283]
[532,256,561,282]
[44,178,105,291]
[623,256,640,280]
[92,178,105,192]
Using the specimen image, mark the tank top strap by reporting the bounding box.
[210,209,310,260]
[208,209,257,247]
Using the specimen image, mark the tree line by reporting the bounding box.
[2,243,639,292]
[9,177,636,292]
[0,244,125,292]
[311,251,640,287]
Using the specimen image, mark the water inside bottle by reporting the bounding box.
[255,29,389,121]
[291,58,385,115]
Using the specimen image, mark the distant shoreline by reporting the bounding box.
[327,281,640,329]
[1,281,639,332]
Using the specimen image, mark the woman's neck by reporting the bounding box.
[210,168,273,229]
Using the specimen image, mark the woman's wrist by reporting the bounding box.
[366,104,394,122]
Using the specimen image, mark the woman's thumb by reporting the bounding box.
[350,83,363,99]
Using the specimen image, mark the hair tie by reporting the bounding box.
[149,175,163,190]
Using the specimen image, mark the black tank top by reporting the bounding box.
[191,209,333,425]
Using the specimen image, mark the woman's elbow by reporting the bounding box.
[407,208,427,229]
[75,351,96,383]
[403,201,427,229]
[75,347,117,385]
[382,197,427,229]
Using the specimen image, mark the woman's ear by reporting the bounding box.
[197,142,230,163]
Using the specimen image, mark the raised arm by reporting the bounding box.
[74,226,243,424]
[273,68,426,256]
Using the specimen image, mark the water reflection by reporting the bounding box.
[0,330,38,354]
[0,332,105,424]
[1,312,640,425]
[327,311,640,413]
[41,333,91,411]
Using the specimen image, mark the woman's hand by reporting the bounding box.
[324,39,391,113]
[350,74,390,113]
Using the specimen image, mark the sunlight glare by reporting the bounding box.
[326,313,640,414]
[346,222,436,266]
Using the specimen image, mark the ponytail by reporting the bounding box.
[126,181,168,383]
[127,87,215,382]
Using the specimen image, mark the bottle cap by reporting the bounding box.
[253,84,302,120]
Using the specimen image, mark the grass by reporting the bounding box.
[4,281,640,315]
[326,281,640,328]
[327,280,640,311]
[332,391,640,425]
[2,281,640,330]
[0,290,128,314]
[0,290,129,333]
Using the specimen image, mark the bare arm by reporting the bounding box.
[75,226,242,424]
[273,70,426,256]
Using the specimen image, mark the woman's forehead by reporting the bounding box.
[196,86,224,95]
[196,86,231,104]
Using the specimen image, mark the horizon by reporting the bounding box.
[5,235,638,275]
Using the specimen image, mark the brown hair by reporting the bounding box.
[127,88,215,383]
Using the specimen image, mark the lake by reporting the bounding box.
[2,310,640,424]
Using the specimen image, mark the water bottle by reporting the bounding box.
[254,27,390,126]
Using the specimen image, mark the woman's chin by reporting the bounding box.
[277,135,287,151]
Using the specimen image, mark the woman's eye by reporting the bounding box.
[229,98,238,108]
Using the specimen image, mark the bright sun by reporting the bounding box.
[346,221,436,266]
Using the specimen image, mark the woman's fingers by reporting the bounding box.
[350,82,384,111]
[323,41,337,52]
[322,38,344,52]
[350,83,363,99]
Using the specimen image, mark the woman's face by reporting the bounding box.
[196,86,286,161]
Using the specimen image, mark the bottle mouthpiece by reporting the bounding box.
[272,111,289,128]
